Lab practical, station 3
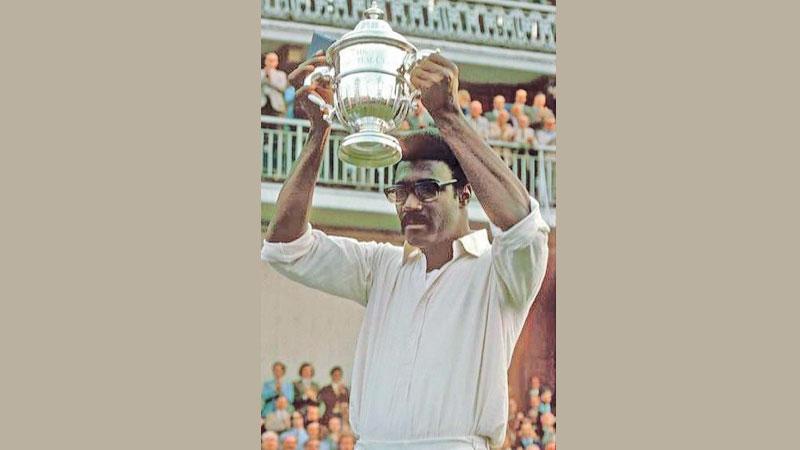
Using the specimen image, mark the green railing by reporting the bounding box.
[261,0,556,54]
[262,115,555,208]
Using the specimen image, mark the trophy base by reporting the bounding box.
[339,131,403,168]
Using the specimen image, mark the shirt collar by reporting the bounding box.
[402,228,490,264]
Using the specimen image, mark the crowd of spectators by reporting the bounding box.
[261,52,555,144]
[261,361,355,450]
[261,360,555,450]
[501,375,557,450]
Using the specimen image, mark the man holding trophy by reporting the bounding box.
[262,4,549,449]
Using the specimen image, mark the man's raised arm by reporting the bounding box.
[265,51,332,243]
[410,53,532,230]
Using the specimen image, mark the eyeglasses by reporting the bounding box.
[384,179,458,204]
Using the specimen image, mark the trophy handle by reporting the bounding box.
[401,48,440,97]
[303,66,336,124]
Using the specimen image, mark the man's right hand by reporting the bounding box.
[288,50,333,129]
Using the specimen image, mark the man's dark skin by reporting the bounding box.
[265,51,531,272]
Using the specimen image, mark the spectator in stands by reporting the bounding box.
[514,115,536,147]
[280,412,309,449]
[281,435,299,450]
[540,413,556,447]
[262,52,289,117]
[529,376,542,398]
[489,110,515,142]
[337,433,356,450]
[529,391,541,413]
[538,388,553,415]
[319,366,349,426]
[305,405,322,425]
[263,361,294,417]
[534,116,556,146]
[264,395,292,433]
[306,422,330,450]
[325,417,342,450]
[304,439,322,450]
[402,101,435,130]
[293,363,321,415]
[515,422,541,449]
[512,89,537,123]
[466,100,490,139]
[530,92,555,129]
[457,89,472,116]
[262,431,280,450]
[485,95,507,122]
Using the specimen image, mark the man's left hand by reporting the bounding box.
[409,53,460,117]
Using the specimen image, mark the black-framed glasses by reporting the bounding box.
[383,179,458,204]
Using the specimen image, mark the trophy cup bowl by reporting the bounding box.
[304,2,437,168]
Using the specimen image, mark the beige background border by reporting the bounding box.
[2,0,798,449]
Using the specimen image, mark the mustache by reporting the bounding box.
[401,212,430,228]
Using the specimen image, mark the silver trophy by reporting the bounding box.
[304,1,438,168]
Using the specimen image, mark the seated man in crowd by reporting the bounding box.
[325,417,343,450]
[485,94,508,122]
[262,52,288,117]
[529,376,542,398]
[281,435,299,450]
[534,117,556,146]
[465,100,490,139]
[262,361,294,417]
[280,412,309,449]
[400,100,436,130]
[337,432,356,450]
[262,431,280,450]
[306,422,330,450]
[264,395,292,433]
[489,109,515,142]
[515,422,541,449]
[530,92,555,130]
[538,388,553,415]
[539,413,556,447]
[293,363,322,415]
[514,115,536,147]
[319,366,349,427]
[457,89,472,116]
[511,89,536,125]
[304,439,322,450]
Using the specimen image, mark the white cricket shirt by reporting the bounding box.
[262,197,550,449]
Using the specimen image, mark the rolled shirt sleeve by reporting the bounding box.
[261,224,385,306]
[489,196,551,311]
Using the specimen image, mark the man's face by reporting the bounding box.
[283,436,298,450]
[307,422,320,439]
[515,89,527,104]
[541,390,552,403]
[328,417,341,433]
[306,406,319,422]
[305,439,321,450]
[533,93,546,107]
[331,369,343,383]
[497,110,509,125]
[266,53,279,69]
[520,423,535,438]
[519,116,530,129]
[301,365,313,379]
[493,95,505,111]
[273,364,284,379]
[393,160,465,248]
[544,118,556,131]
[291,413,304,428]
[469,101,482,118]
[262,434,279,450]
[339,436,356,450]
[276,396,288,410]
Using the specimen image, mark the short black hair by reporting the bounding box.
[272,361,286,372]
[394,128,468,189]
[298,362,315,377]
[330,366,342,376]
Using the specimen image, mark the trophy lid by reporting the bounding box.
[328,1,416,56]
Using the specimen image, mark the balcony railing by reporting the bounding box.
[261,0,556,53]
[262,115,556,209]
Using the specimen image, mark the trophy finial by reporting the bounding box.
[364,1,385,20]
